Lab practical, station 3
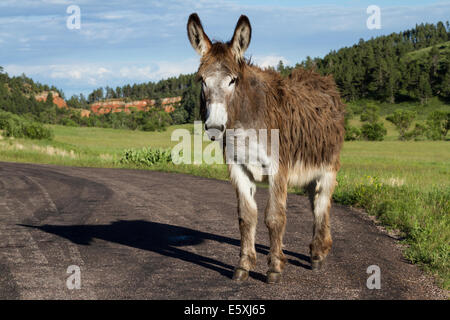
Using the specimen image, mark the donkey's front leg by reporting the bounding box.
[229,164,257,281]
[264,171,288,284]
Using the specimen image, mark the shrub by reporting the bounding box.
[425,111,449,140]
[344,125,361,141]
[21,121,53,140]
[0,110,53,140]
[386,110,416,140]
[360,102,381,124]
[142,120,157,132]
[361,122,387,141]
[358,102,387,141]
[60,118,78,127]
[405,123,427,141]
[343,110,361,141]
[171,107,189,125]
[118,147,172,166]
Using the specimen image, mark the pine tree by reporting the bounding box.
[418,74,432,104]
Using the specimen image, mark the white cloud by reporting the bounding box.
[4,59,198,90]
[118,59,198,80]
[5,64,112,82]
[48,65,110,80]
[252,55,288,69]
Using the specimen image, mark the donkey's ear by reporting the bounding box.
[230,15,252,60]
[187,13,212,56]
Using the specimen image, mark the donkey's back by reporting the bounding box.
[276,68,345,175]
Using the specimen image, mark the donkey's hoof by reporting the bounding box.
[233,268,249,281]
[311,260,324,271]
[266,271,282,284]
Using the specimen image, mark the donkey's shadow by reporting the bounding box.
[20,220,310,282]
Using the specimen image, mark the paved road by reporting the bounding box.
[0,162,445,299]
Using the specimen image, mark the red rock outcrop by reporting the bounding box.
[33,91,181,118]
[90,96,181,115]
[80,109,91,118]
[35,91,67,108]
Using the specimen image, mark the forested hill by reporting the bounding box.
[81,21,450,118]
[63,73,201,123]
[279,21,450,103]
[0,66,64,115]
[81,73,201,122]
[1,21,449,127]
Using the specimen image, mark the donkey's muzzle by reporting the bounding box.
[204,123,225,132]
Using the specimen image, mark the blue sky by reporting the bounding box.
[1,0,450,97]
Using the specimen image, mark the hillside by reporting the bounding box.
[275,21,450,104]
[405,41,450,61]
[1,21,449,131]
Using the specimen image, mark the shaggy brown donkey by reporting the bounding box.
[187,13,345,284]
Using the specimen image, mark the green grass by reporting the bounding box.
[0,123,448,289]
[51,124,191,154]
[340,141,449,189]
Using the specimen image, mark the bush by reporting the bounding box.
[358,102,387,141]
[171,107,189,125]
[60,118,78,127]
[405,123,427,141]
[360,102,381,124]
[0,110,53,140]
[344,125,361,141]
[386,110,416,140]
[142,120,157,132]
[343,110,361,141]
[425,111,449,140]
[361,122,387,141]
[118,147,172,166]
[21,122,53,140]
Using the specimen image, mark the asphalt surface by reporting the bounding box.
[0,161,446,300]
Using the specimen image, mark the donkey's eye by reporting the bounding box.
[229,77,237,86]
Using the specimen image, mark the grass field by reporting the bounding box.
[0,123,448,289]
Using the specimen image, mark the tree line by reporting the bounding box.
[65,73,201,126]
[278,21,450,103]
[0,67,175,131]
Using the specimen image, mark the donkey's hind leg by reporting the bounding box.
[308,170,336,271]
[229,164,258,281]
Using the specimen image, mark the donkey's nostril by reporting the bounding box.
[204,123,209,131]
[220,125,225,132]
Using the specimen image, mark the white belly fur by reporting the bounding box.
[287,161,328,188]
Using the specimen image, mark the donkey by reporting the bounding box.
[187,13,345,284]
